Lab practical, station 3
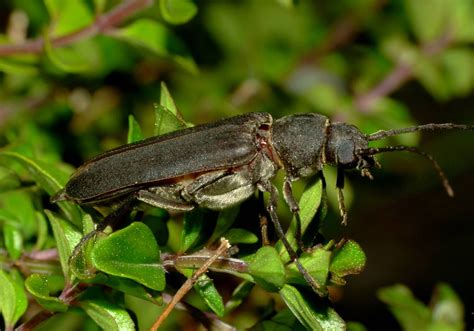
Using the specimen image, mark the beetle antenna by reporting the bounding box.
[367,123,474,141]
[359,145,454,197]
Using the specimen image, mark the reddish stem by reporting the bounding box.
[0,0,153,56]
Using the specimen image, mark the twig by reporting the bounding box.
[150,238,231,331]
[0,0,153,56]
[15,310,55,331]
[355,31,453,112]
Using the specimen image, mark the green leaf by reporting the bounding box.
[160,82,179,115]
[0,190,37,239]
[194,274,225,317]
[440,48,474,97]
[224,281,254,314]
[279,284,345,331]
[180,209,207,253]
[377,284,431,331]
[34,211,49,251]
[79,299,135,331]
[160,0,198,24]
[451,0,474,42]
[25,274,68,312]
[286,246,330,292]
[0,151,82,226]
[330,240,366,278]
[44,34,89,73]
[3,223,23,260]
[277,176,323,262]
[0,270,28,328]
[0,57,38,75]
[248,246,286,292]
[430,283,464,330]
[68,213,99,280]
[154,104,188,136]
[0,166,21,192]
[91,222,165,291]
[93,274,162,304]
[403,0,450,42]
[225,228,258,244]
[347,321,368,331]
[208,205,240,245]
[127,115,144,143]
[45,210,82,281]
[44,0,93,36]
[115,18,197,73]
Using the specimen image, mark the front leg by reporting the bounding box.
[282,177,304,252]
[259,180,325,296]
[336,167,348,225]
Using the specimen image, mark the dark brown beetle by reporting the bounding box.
[52,112,474,294]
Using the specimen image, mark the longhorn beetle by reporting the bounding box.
[52,112,474,295]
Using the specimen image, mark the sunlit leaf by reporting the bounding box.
[0,151,82,226]
[160,0,198,24]
[114,18,197,73]
[194,274,225,317]
[127,115,144,143]
[79,299,135,331]
[25,274,68,312]
[91,222,165,291]
[45,210,82,281]
[0,270,28,328]
[225,228,258,244]
[180,209,207,253]
[330,240,366,278]
[377,284,431,330]
[280,284,345,330]
[249,246,285,292]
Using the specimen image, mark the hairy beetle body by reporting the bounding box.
[52,111,473,295]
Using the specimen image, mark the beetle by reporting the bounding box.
[52,112,473,294]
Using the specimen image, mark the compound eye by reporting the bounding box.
[337,140,356,166]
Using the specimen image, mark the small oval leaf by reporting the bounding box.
[279,284,345,331]
[248,246,285,292]
[79,299,135,331]
[91,222,165,291]
[25,274,68,312]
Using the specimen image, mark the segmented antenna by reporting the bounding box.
[367,123,474,141]
[359,146,454,197]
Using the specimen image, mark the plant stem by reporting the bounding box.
[150,238,231,331]
[355,31,453,112]
[0,0,153,56]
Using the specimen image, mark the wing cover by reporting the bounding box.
[64,113,272,202]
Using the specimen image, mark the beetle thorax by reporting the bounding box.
[272,114,329,178]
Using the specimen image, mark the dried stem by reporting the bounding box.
[0,0,153,56]
[150,238,231,331]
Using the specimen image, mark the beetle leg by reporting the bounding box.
[138,188,195,211]
[336,167,348,225]
[183,169,256,211]
[258,191,270,246]
[70,193,138,262]
[282,178,305,252]
[260,181,325,296]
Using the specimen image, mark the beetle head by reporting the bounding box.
[325,123,375,172]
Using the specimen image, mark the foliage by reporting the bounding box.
[0,0,472,330]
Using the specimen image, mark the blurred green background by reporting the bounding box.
[1,0,473,329]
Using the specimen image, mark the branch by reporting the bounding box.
[150,238,231,331]
[355,31,453,112]
[0,0,153,56]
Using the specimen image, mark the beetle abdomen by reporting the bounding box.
[60,113,273,203]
